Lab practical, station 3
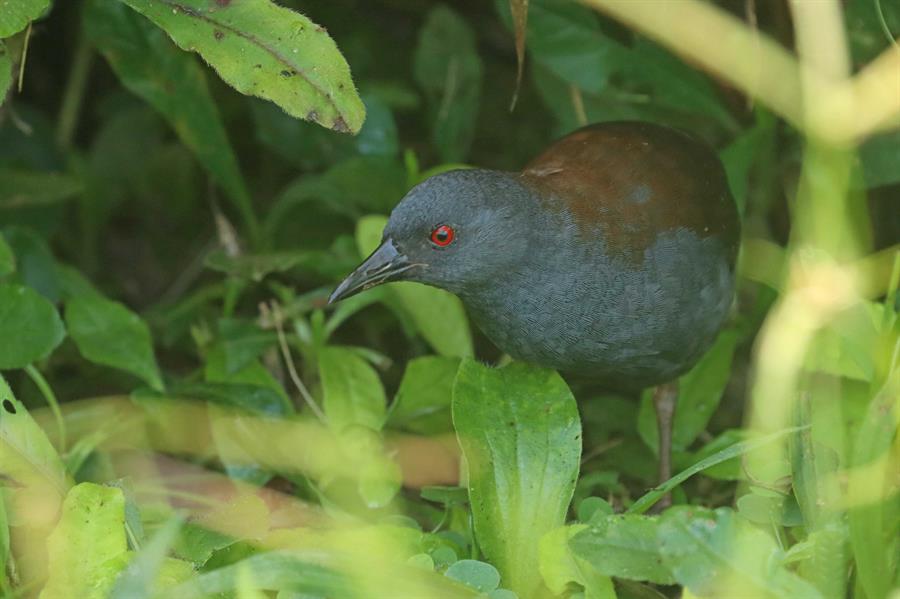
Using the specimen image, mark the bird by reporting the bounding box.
[328,121,740,497]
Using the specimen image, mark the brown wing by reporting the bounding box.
[520,121,739,264]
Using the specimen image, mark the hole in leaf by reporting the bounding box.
[2,399,16,414]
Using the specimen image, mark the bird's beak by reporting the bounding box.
[328,238,416,304]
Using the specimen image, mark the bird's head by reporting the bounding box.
[328,169,537,304]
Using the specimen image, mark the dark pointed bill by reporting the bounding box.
[328,238,417,304]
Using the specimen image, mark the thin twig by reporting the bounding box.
[263,301,326,422]
[17,22,32,94]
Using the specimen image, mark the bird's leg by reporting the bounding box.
[652,381,679,509]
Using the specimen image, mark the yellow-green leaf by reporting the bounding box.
[117,0,365,133]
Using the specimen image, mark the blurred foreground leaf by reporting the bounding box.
[0,283,65,369]
[117,0,365,133]
[0,373,69,526]
[453,360,581,598]
[40,483,129,599]
[65,295,163,391]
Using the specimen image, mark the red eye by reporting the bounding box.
[430,224,455,247]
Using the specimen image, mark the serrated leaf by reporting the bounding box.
[84,0,257,237]
[0,283,65,369]
[65,294,163,391]
[40,483,129,599]
[117,0,364,134]
[0,0,49,37]
[453,360,581,598]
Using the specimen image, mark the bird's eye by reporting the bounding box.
[430,224,455,247]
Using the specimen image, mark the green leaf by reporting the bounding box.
[0,283,65,369]
[413,5,483,162]
[539,525,616,599]
[0,373,69,527]
[84,0,258,238]
[452,360,581,598]
[40,483,130,599]
[0,232,14,277]
[0,168,82,210]
[570,515,674,584]
[356,216,473,358]
[638,328,740,452]
[628,426,806,514]
[500,0,734,128]
[0,42,12,104]
[216,318,277,374]
[171,551,352,598]
[720,110,777,215]
[3,226,61,301]
[444,559,500,593]
[658,506,823,598]
[0,0,49,37]
[318,345,386,433]
[65,295,163,391]
[388,356,460,434]
[116,0,365,134]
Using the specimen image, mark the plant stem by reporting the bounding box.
[56,36,93,151]
[24,364,67,453]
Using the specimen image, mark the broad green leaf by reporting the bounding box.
[65,294,163,391]
[0,42,12,104]
[83,0,258,238]
[204,348,290,410]
[658,507,823,599]
[638,328,740,452]
[569,515,675,585]
[0,283,65,369]
[0,168,81,210]
[117,0,365,134]
[0,232,14,277]
[388,356,460,434]
[413,5,483,162]
[356,216,473,358]
[452,360,581,598]
[0,0,49,37]
[444,559,500,593]
[539,525,616,599]
[0,373,69,526]
[318,345,386,432]
[40,483,130,599]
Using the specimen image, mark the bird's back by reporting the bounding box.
[466,122,740,387]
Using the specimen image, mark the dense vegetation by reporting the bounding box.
[0,0,898,597]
